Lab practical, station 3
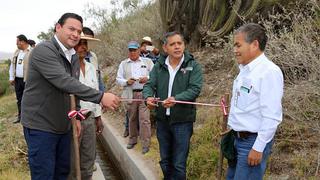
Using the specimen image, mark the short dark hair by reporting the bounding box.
[235,23,268,51]
[17,34,28,43]
[163,31,184,45]
[28,39,36,46]
[57,12,83,27]
[82,27,94,37]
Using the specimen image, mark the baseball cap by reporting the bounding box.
[142,36,152,43]
[127,41,140,49]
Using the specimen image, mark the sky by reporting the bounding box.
[0,0,110,54]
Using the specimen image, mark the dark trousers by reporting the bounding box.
[23,127,71,180]
[156,120,193,180]
[14,77,25,119]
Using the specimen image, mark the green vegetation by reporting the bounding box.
[0,94,29,179]
[0,60,13,96]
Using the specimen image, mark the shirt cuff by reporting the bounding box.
[252,136,267,152]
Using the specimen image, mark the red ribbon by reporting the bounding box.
[68,109,89,121]
[220,97,228,116]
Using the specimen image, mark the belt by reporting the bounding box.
[132,89,143,92]
[233,130,257,139]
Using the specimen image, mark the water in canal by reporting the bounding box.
[96,140,123,180]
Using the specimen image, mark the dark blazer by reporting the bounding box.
[21,36,103,134]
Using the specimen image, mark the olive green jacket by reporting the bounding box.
[143,51,203,124]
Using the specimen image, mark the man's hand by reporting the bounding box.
[95,116,104,135]
[248,149,263,166]
[9,80,15,86]
[138,77,148,84]
[127,78,136,85]
[146,97,158,110]
[162,97,176,108]
[101,93,120,111]
[75,120,82,138]
[152,47,160,56]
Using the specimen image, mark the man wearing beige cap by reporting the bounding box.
[116,41,154,154]
[140,36,160,64]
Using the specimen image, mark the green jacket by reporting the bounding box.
[143,51,203,124]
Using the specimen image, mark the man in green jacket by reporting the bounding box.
[143,31,203,180]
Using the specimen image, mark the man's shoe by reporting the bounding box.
[123,129,129,137]
[13,118,20,124]
[126,143,137,149]
[142,147,149,154]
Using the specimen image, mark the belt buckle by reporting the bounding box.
[236,131,241,138]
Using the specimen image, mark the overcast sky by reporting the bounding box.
[0,0,110,54]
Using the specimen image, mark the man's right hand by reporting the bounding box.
[126,78,136,85]
[146,97,158,110]
[9,80,15,86]
[101,93,120,111]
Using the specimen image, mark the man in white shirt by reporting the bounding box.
[69,33,103,180]
[116,41,154,154]
[9,34,31,123]
[226,23,284,180]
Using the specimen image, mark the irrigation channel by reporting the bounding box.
[96,138,123,180]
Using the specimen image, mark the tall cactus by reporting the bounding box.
[159,0,295,45]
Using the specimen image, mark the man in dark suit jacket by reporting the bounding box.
[21,13,119,180]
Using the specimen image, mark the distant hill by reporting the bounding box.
[0,51,12,62]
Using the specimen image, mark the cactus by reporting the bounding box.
[159,0,297,44]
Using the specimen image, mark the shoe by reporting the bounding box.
[126,143,137,149]
[13,117,20,124]
[142,147,149,154]
[123,129,129,137]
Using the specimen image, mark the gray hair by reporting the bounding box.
[235,23,268,51]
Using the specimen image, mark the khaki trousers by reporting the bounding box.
[128,92,151,148]
[69,114,96,180]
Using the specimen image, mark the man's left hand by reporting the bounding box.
[162,97,176,108]
[95,116,104,135]
[248,149,263,166]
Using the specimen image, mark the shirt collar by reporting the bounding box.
[239,53,265,72]
[165,54,184,68]
[54,35,76,56]
[126,57,142,63]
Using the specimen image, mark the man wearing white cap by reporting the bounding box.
[116,41,154,154]
[140,36,160,64]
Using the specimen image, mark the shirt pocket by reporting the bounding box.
[236,87,255,111]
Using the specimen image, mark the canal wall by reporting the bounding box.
[98,117,159,180]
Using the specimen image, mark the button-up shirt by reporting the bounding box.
[79,60,102,117]
[228,53,284,152]
[54,35,75,63]
[165,55,184,115]
[116,57,153,90]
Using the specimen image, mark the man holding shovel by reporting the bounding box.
[21,13,119,180]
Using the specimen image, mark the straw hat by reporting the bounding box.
[80,32,101,41]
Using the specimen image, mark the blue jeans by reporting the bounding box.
[226,134,273,180]
[23,127,71,180]
[156,120,193,180]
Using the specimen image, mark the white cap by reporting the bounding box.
[142,36,152,43]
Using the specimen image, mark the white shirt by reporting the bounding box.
[54,35,75,63]
[13,50,26,78]
[165,54,184,115]
[116,57,153,89]
[228,53,284,152]
[79,60,102,117]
